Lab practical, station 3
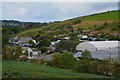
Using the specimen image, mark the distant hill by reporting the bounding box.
[18,10,119,39]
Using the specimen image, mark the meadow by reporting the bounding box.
[2,60,109,78]
[75,10,118,21]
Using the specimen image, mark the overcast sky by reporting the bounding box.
[2,2,118,22]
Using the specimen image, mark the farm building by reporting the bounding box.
[76,41,119,52]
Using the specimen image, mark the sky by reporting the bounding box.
[2,2,118,22]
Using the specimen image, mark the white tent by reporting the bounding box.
[76,41,119,52]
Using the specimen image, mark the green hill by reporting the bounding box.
[18,10,119,39]
[70,10,118,21]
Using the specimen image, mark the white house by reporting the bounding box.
[22,47,40,59]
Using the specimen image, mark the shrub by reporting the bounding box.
[73,59,90,73]
[40,46,47,53]
[2,45,23,60]
[88,60,99,74]
[58,51,76,69]
[112,62,120,77]
[50,53,61,67]
[37,58,46,64]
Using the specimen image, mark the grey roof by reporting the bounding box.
[9,36,21,42]
[9,36,33,42]
[21,37,33,42]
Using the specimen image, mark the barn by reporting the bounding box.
[76,41,119,52]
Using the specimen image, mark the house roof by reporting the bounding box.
[21,37,33,42]
[76,41,119,52]
[9,36,33,42]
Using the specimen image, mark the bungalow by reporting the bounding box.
[9,36,34,46]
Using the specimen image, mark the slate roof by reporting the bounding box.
[9,36,33,42]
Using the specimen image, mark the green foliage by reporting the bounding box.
[56,35,80,52]
[40,46,47,53]
[81,50,92,58]
[58,51,76,69]
[41,38,51,47]
[73,59,90,73]
[88,60,100,74]
[2,34,9,48]
[50,53,61,67]
[2,45,23,60]
[108,35,120,41]
[56,40,69,52]
[112,62,120,77]
[104,22,107,26]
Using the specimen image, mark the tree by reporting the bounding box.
[2,34,9,48]
[50,53,61,67]
[104,22,107,26]
[58,51,76,68]
[56,40,69,52]
[41,38,51,47]
[81,49,92,58]
[2,45,23,60]
[40,46,47,53]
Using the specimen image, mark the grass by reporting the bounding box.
[72,10,118,21]
[2,60,109,78]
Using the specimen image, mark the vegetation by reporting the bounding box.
[50,53,61,67]
[40,46,47,53]
[58,51,76,69]
[73,59,90,73]
[81,49,92,58]
[2,60,109,78]
[18,10,119,40]
[56,33,80,52]
[2,45,23,60]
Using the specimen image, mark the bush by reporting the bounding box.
[50,53,61,67]
[58,51,76,69]
[37,58,46,64]
[112,62,120,77]
[73,59,90,73]
[40,46,47,53]
[88,60,99,74]
[2,45,23,60]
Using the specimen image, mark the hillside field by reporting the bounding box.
[18,10,119,38]
[2,60,109,78]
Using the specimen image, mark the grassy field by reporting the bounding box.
[73,10,118,21]
[2,60,109,78]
